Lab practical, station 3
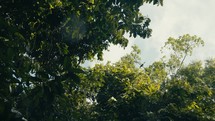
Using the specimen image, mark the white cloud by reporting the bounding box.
[136,0,215,65]
[85,0,215,67]
[83,34,135,67]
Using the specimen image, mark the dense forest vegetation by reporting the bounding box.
[0,0,214,121]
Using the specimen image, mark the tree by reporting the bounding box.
[86,46,161,121]
[161,34,204,78]
[151,34,214,120]
[0,0,163,120]
[83,34,215,121]
[154,59,215,121]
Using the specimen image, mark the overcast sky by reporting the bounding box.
[85,0,215,67]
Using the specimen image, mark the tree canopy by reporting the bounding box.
[0,0,163,120]
[1,0,215,121]
[83,38,215,120]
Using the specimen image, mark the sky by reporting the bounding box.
[85,0,215,67]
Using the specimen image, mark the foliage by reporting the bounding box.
[86,47,161,121]
[83,35,215,121]
[0,0,163,120]
[1,0,215,121]
[161,34,204,77]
